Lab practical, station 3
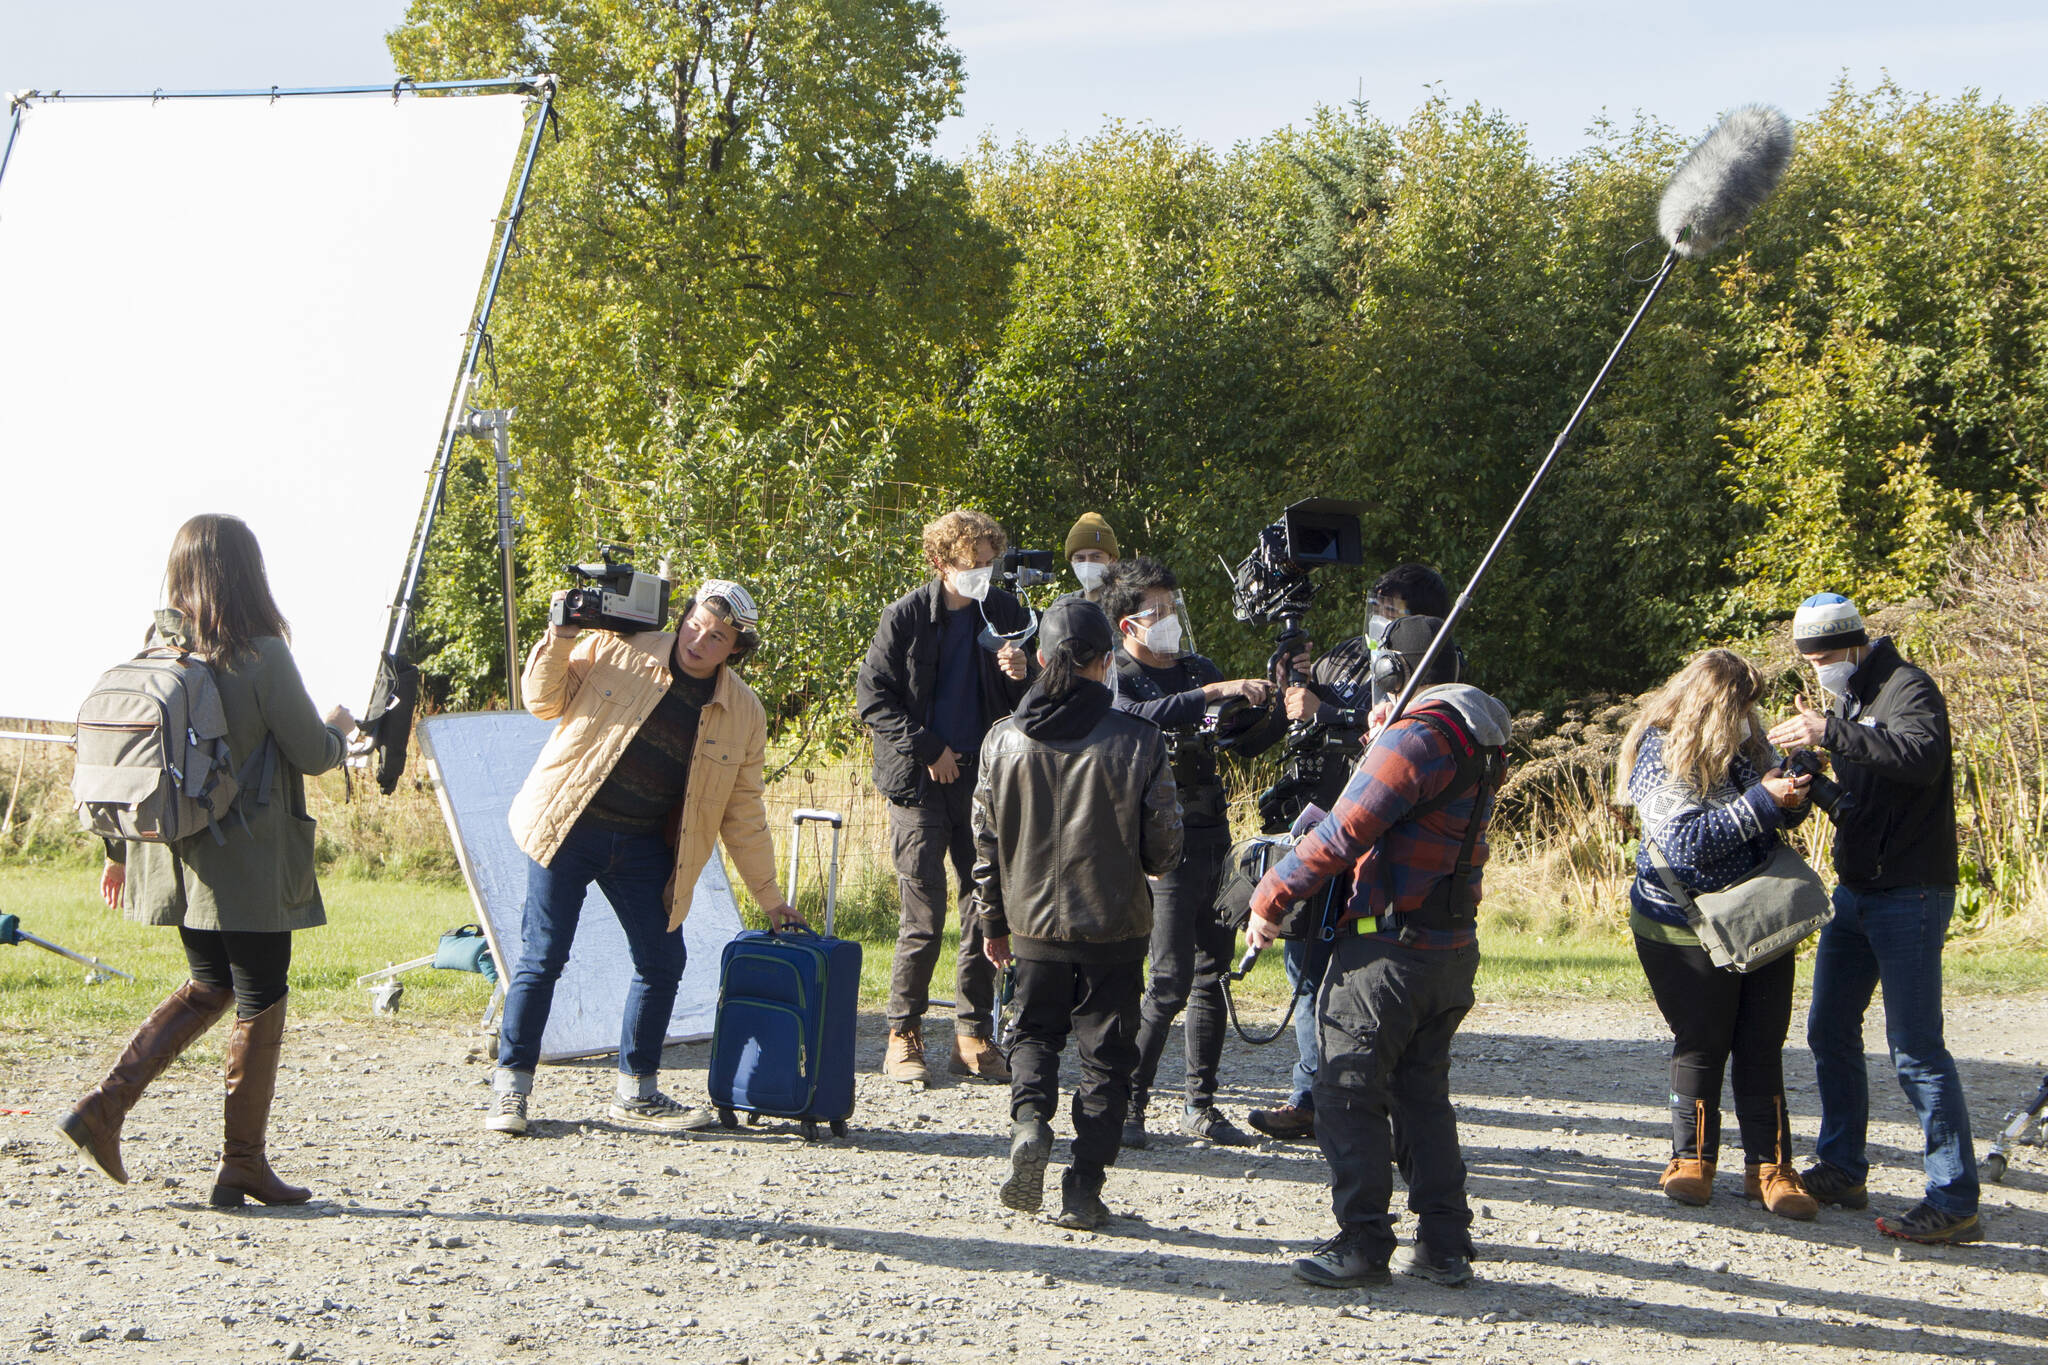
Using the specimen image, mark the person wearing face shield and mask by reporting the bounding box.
[857,510,1035,1085]
[1765,593,1980,1245]
[1246,563,1452,1143]
[1060,511,1122,605]
[1101,557,1287,1149]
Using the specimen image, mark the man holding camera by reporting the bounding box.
[973,597,1183,1229]
[491,580,798,1136]
[857,509,1034,1085]
[1250,564,1453,1143]
[1767,593,1980,1245]
[1249,616,1509,1288]
[1103,558,1285,1148]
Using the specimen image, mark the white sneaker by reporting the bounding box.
[486,1089,528,1136]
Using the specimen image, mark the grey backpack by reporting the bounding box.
[71,644,274,847]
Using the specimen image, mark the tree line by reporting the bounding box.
[389,1,2048,745]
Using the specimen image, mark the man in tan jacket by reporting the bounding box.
[491,578,796,1135]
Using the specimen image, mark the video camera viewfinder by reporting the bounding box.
[1280,499,1366,570]
[549,545,671,634]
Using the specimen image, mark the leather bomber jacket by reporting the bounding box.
[969,705,1184,953]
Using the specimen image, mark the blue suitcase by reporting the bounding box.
[707,810,860,1140]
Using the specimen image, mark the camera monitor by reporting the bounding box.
[1281,498,1366,569]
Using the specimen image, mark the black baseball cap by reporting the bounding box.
[1038,596,1115,659]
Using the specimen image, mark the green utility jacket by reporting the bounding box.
[111,616,346,933]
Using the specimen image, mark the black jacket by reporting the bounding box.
[1112,650,1285,827]
[1822,637,1958,891]
[855,579,1036,804]
[970,677,1183,962]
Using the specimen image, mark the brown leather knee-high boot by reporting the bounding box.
[58,980,234,1184]
[208,996,310,1207]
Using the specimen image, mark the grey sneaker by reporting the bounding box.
[1292,1229,1391,1288]
[486,1090,528,1136]
[607,1091,705,1133]
[1396,1244,1474,1286]
[1181,1105,1257,1147]
[1876,1201,1981,1245]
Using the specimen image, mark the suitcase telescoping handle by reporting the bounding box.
[783,808,845,936]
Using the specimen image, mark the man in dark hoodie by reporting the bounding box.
[972,597,1183,1230]
[1248,617,1511,1290]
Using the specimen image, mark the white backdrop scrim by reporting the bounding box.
[0,93,530,722]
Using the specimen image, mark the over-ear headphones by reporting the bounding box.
[1370,638,1465,693]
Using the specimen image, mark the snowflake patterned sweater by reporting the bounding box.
[1626,727,1810,935]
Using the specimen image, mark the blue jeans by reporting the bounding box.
[1283,936,1326,1110]
[1807,884,1977,1215]
[497,820,686,1080]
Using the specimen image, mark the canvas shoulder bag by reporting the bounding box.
[1644,831,1832,972]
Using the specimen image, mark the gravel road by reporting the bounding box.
[4,994,2045,1365]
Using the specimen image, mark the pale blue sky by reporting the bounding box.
[5,1,2044,163]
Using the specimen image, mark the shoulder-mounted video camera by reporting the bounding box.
[549,545,671,634]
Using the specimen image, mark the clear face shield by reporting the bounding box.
[1118,590,1197,661]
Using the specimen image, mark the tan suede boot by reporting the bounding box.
[949,1032,1011,1082]
[882,1026,929,1084]
[58,980,233,1184]
[1746,1162,1819,1220]
[208,997,310,1208]
[1659,1099,1716,1206]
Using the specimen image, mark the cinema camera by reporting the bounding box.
[548,545,672,634]
[1225,499,1367,832]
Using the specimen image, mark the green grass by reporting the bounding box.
[6,864,2044,1062]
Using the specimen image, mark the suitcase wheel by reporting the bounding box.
[717,1107,738,1130]
[802,1119,820,1142]
[829,1118,849,1139]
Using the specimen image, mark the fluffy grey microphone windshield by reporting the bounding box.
[1658,104,1794,259]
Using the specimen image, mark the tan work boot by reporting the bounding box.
[1659,1157,1716,1207]
[949,1033,1011,1082]
[1746,1162,1819,1221]
[882,1026,928,1084]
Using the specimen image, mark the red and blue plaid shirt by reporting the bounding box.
[1248,705,1495,949]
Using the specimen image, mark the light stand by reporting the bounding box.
[457,407,522,709]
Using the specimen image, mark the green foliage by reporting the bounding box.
[383,9,2048,722]
[388,0,1012,718]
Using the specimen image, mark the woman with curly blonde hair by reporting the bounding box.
[1617,648,1819,1219]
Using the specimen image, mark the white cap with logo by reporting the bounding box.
[696,578,759,632]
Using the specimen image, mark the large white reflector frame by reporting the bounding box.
[0,81,543,724]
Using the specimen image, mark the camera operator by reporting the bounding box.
[972,598,1183,1229]
[1250,563,1452,1142]
[491,579,797,1137]
[856,509,1034,1085]
[1103,557,1286,1148]
[1247,617,1510,1288]
[1062,511,1121,603]
[1765,593,1980,1244]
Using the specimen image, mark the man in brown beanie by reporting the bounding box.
[1063,512,1121,603]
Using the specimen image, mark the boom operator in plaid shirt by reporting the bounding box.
[1246,615,1512,1292]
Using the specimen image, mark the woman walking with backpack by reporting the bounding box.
[1617,648,1818,1220]
[60,513,354,1207]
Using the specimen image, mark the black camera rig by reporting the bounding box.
[549,545,671,634]
[1225,500,1367,832]
[1783,747,1856,823]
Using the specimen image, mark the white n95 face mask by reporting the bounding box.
[1144,615,1184,657]
[1072,560,1111,591]
[1814,660,1857,698]
[953,565,994,602]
